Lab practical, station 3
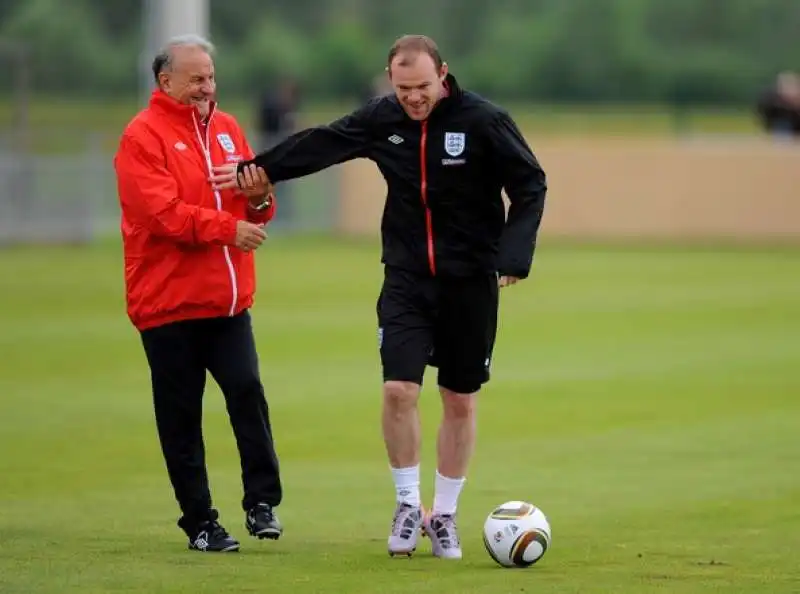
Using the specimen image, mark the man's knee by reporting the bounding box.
[439,387,477,420]
[383,380,420,413]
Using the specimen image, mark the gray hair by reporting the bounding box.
[151,34,215,82]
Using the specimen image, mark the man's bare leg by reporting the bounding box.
[423,387,477,559]
[383,380,425,556]
[436,387,477,488]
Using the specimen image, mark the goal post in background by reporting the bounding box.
[140,0,210,104]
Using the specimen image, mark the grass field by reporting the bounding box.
[1,237,798,593]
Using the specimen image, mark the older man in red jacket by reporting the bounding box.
[114,34,281,553]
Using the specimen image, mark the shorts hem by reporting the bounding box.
[437,372,489,395]
[382,373,425,386]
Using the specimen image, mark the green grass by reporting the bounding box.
[0,98,761,153]
[1,237,798,593]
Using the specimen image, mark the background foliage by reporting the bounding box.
[0,0,797,104]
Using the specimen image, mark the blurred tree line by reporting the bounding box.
[0,0,798,105]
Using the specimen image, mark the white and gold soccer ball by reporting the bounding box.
[482,500,551,568]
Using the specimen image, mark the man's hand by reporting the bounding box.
[235,221,267,252]
[211,164,271,196]
[499,275,520,288]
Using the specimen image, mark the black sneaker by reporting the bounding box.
[188,520,240,552]
[246,503,283,540]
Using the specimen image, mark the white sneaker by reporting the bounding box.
[388,503,424,556]
[424,513,462,559]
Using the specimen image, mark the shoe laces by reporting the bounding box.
[252,503,274,521]
[198,520,229,541]
[430,514,460,548]
[391,503,421,538]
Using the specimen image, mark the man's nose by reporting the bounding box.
[408,90,422,103]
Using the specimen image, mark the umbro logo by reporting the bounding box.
[174,141,187,150]
[194,532,209,550]
[388,134,404,144]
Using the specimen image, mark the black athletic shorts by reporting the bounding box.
[376,266,499,394]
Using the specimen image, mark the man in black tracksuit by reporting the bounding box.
[219,35,546,559]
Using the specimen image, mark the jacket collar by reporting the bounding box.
[441,73,463,102]
[427,73,463,119]
[149,89,217,124]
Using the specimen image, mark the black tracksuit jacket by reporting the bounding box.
[239,74,547,279]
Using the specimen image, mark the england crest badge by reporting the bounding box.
[444,132,466,157]
[216,133,235,153]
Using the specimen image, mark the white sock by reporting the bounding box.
[391,464,421,508]
[433,470,465,516]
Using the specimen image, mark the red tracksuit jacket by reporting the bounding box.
[114,90,276,331]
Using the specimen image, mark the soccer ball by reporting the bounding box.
[482,500,551,568]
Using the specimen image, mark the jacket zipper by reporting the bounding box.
[419,121,436,275]
[192,112,239,317]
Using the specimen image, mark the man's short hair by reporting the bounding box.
[151,34,215,82]
[387,35,444,70]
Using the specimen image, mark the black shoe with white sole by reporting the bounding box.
[187,520,240,552]
[246,503,283,540]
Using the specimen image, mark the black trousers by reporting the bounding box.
[140,310,281,532]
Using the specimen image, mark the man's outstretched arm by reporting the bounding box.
[241,104,374,185]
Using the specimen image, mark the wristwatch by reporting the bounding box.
[249,194,273,211]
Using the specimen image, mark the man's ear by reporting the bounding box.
[158,72,170,92]
[440,62,449,81]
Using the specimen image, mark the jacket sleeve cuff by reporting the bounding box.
[238,159,279,185]
[221,216,239,245]
[497,256,532,279]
